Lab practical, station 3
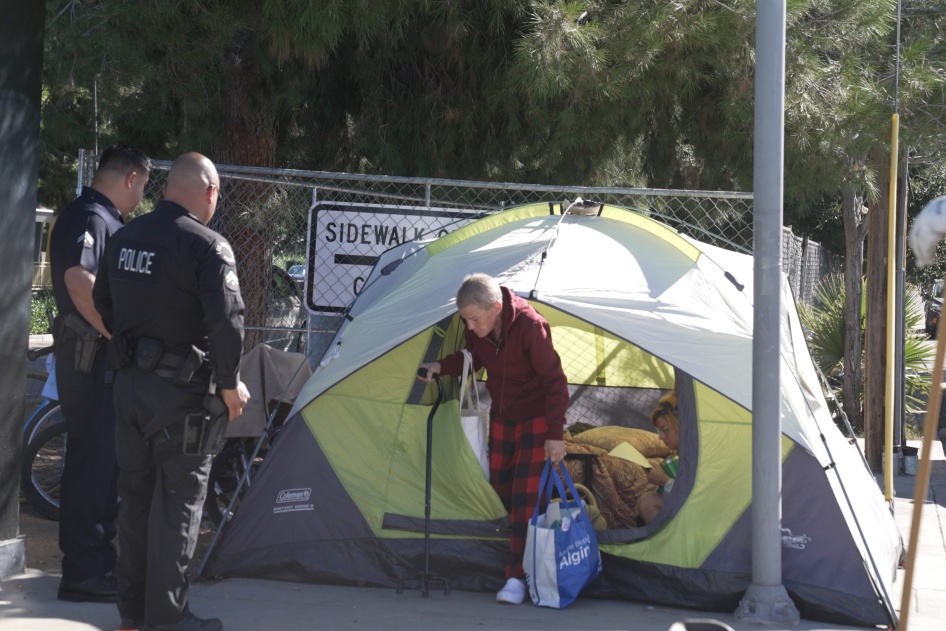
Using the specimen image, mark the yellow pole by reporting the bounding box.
[884,114,899,502]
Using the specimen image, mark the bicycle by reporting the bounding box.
[21,344,67,521]
[24,307,60,442]
[23,332,298,526]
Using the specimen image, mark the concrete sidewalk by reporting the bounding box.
[3,434,945,631]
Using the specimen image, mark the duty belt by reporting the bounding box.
[131,337,211,384]
[152,352,212,382]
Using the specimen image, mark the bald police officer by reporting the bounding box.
[49,144,151,603]
[93,152,250,631]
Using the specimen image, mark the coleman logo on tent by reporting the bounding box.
[276,488,312,503]
[780,528,812,550]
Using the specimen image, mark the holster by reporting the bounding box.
[175,345,207,384]
[106,333,135,370]
[135,337,164,372]
[182,386,229,457]
[61,313,103,374]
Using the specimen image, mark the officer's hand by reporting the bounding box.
[221,381,251,420]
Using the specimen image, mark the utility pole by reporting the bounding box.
[735,1,800,623]
[0,0,46,579]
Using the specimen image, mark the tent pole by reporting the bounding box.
[735,0,799,624]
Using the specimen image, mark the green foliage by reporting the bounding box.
[38,0,946,268]
[903,286,937,412]
[41,1,946,197]
[799,274,934,414]
[799,274,861,377]
[30,293,56,335]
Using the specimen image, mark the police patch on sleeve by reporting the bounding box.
[225,269,240,291]
[215,242,235,265]
[78,231,95,248]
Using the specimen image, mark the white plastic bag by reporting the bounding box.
[459,349,490,478]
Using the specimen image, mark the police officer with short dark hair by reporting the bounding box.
[93,152,250,631]
[49,144,151,603]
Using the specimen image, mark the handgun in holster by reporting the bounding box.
[106,333,135,370]
[175,345,207,383]
[182,383,229,457]
[61,313,103,374]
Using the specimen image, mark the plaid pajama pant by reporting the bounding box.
[488,413,549,580]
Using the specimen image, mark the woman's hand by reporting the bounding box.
[545,439,566,463]
[417,361,441,382]
[647,467,671,486]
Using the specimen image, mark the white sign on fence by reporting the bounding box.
[306,201,486,312]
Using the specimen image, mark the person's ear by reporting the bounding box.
[125,171,138,189]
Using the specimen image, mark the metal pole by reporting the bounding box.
[895,151,909,462]
[0,0,46,579]
[735,1,799,623]
[93,79,99,156]
[77,148,86,197]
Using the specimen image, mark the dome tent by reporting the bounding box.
[204,202,900,626]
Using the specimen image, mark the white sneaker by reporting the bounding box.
[496,577,527,604]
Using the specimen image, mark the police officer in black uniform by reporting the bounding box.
[93,152,250,631]
[49,144,151,603]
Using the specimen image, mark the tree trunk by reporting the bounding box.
[840,187,868,442]
[211,31,279,350]
[864,174,892,471]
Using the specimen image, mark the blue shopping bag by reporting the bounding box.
[524,460,603,608]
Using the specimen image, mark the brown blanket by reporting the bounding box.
[563,426,673,529]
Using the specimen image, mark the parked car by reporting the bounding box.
[926,278,943,339]
[287,264,306,285]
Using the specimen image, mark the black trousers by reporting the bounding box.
[113,368,212,627]
[54,337,118,581]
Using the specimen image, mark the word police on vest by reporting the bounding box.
[119,247,156,274]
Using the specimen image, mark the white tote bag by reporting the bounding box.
[459,349,490,478]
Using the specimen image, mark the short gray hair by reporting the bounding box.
[456,273,501,310]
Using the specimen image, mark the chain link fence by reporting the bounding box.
[783,228,844,306]
[78,150,838,361]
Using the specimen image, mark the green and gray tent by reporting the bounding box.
[205,203,900,626]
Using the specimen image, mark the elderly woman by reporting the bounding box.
[637,392,680,524]
[418,273,569,605]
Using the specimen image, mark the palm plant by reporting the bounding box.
[799,275,935,433]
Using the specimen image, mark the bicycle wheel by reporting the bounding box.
[22,421,67,521]
[23,399,64,446]
[24,369,50,421]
